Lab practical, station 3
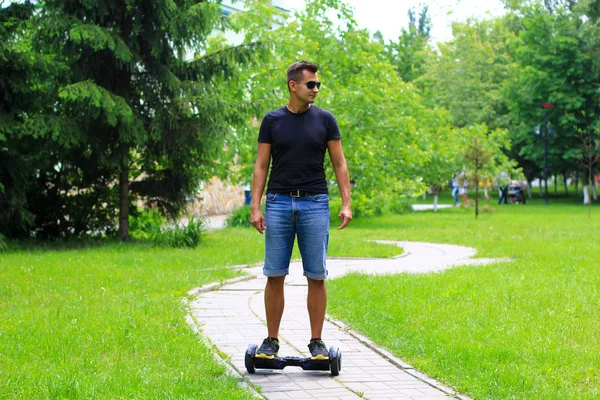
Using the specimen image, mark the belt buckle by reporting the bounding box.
[290,189,300,198]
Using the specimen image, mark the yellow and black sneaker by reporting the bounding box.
[256,337,280,359]
[308,338,329,360]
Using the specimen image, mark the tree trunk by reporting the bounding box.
[118,161,130,242]
[553,175,557,194]
[483,186,489,201]
[433,195,438,212]
[583,185,590,205]
[475,175,479,219]
[563,174,569,195]
[575,173,579,194]
[527,181,533,198]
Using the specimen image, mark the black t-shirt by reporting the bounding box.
[258,105,341,194]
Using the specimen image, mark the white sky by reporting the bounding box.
[1,0,506,43]
[281,0,507,43]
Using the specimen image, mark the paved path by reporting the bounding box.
[412,204,453,211]
[188,241,509,400]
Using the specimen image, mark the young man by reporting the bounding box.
[249,60,352,360]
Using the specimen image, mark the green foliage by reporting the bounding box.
[223,0,443,215]
[0,1,70,238]
[152,218,204,248]
[460,124,521,216]
[418,16,518,130]
[129,208,165,240]
[384,5,433,82]
[0,0,264,240]
[226,205,252,228]
[425,3,600,188]
[389,197,414,215]
[503,3,600,186]
[0,234,7,252]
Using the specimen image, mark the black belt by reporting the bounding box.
[273,190,322,198]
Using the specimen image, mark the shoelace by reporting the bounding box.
[310,340,326,350]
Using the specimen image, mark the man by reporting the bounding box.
[249,60,352,361]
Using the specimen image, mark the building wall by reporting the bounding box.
[184,177,246,217]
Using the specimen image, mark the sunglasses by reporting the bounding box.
[294,80,321,90]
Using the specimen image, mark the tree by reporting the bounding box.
[0,1,72,238]
[503,2,600,203]
[384,5,433,82]
[414,111,462,212]
[461,125,519,217]
[418,16,518,130]
[222,0,454,215]
[24,0,261,240]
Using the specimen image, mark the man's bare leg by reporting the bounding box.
[307,278,327,339]
[265,276,286,338]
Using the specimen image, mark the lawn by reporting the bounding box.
[327,194,600,400]
[0,224,398,399]
[1,192,598,399]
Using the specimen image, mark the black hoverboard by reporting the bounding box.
[245,343,342,376]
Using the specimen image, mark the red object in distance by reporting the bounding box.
[542,103,554,108]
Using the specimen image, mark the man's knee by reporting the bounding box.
[306,277,326,288]
[266,276,286,287]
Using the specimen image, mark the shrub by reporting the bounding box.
[389,197,414,215]
[152,217,203,248]
[226,205,252,228]
[352,194,385,218]
[129,208,165,240]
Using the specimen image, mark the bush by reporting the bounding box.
[152,217,203,248]
[226,205,252,228]
[129,208,165,240]
[389,197,414,215]
[352,194,385,218]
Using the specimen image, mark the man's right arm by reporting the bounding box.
[250,143,271,234]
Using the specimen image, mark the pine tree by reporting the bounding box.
[0,2,72,238]
[31,0,260,240]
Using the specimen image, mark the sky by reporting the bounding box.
[1,0,507,44]
[281,0,507,43]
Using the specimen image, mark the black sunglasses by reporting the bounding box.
[294,80,321,90]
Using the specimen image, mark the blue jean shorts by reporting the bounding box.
[264,192,330,280]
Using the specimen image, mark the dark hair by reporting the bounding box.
[287,60,318,90]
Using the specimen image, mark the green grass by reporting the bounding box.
[2,193,598,399]
[0,226,397,399]
[327,195,600,400]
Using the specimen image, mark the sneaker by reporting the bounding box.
[308,339,329,360]
[256,337,279,359]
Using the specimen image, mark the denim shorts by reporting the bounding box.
[264,192,330,280]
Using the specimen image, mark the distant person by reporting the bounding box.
[498,172,509,205]
[243,183,252,205]
[451,176,460,207]
[459,172,470,207]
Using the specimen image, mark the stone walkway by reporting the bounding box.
[188,241,509,400]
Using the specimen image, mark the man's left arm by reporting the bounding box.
[327,139,352,230]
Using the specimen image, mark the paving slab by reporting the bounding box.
[189,241,510,400]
